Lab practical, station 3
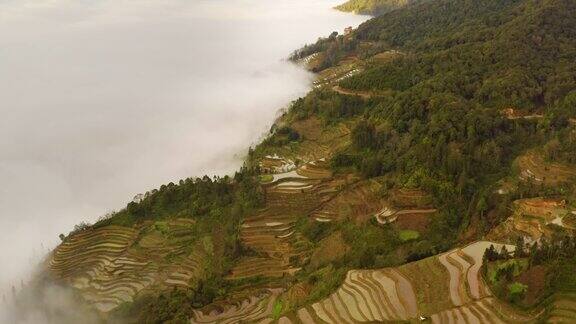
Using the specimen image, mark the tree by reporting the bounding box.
[484,244,499,262]
[352,120,376,150]
[500,246,509,259]
[514,237,525,258]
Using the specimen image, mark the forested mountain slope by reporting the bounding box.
[18,0,576,322]
[335,0,428,16]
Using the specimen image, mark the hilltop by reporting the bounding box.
[20,0,576,322]
[335,0,427,16]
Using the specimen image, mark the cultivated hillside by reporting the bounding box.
[21,0,576,322]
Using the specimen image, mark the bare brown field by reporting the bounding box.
[488,198,575,243]
[311,179,382,223]
[297,159,333,179]
[374,187,436,229]
[517,265,547,305]
[390,188,434,208]
[393,209,437,232]
[516,152,576,185]
[309,232,350,269]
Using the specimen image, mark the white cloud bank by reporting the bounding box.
[0,0,367,321]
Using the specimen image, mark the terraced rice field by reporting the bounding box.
[229,160,342,279]
[202,240,547,323]
[297,160,333,179]
[297,52,321,70]
[313,56,360,88]
[311,179,382,223]
[373,187,436,230]
[430,297,537,323]
[549,294,576,323]
[265,116,351,162]
[191,288,283,324]
[375,206,397,224]
[287,241,531,323]
[50,226,137,278]
[308,268,418,322]
[260,155,296,174]
[48,220,207,313]
[376,207,436,229]
[164,248,207,289]
[50,226,153,312]
[390,188,433,208]
[488,198,575,243]
[517,152,576,185]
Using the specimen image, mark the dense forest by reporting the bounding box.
[289,0,576,232]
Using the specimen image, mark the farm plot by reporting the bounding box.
[292,241,523,322]
[549,294,576,323]
[47,220,208,313]
[516,152,576,185]
[72,253,158,313]
[374,187,436,231]
[270,178,320,194]
[229,171,340,280]
[49,225,155,312]
[309,232,350,269]
[488,198,575,243]
[390,188,433,208]
[302,268,418,323]
[297,52,322,71]
[49,226,137,278]
[264,116,352,162]
[191,288,283,324]
[312,179,383,223]
[163,247,207,289]
[393,210,437,232]
[297,159,333,179]
[430,297,536,323]
[313,56,360,88]
[259,155,296,174]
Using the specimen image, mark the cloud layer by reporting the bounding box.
[0,0,367,320]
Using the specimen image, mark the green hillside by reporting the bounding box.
[335,0,427,16]
[27,0,576,322]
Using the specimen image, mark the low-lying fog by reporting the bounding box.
[0,0,367,321]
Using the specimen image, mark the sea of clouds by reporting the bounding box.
[0,0,367,321]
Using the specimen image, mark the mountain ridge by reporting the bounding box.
[335,0,428,16]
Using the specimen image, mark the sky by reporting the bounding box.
[0,0,367,320]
